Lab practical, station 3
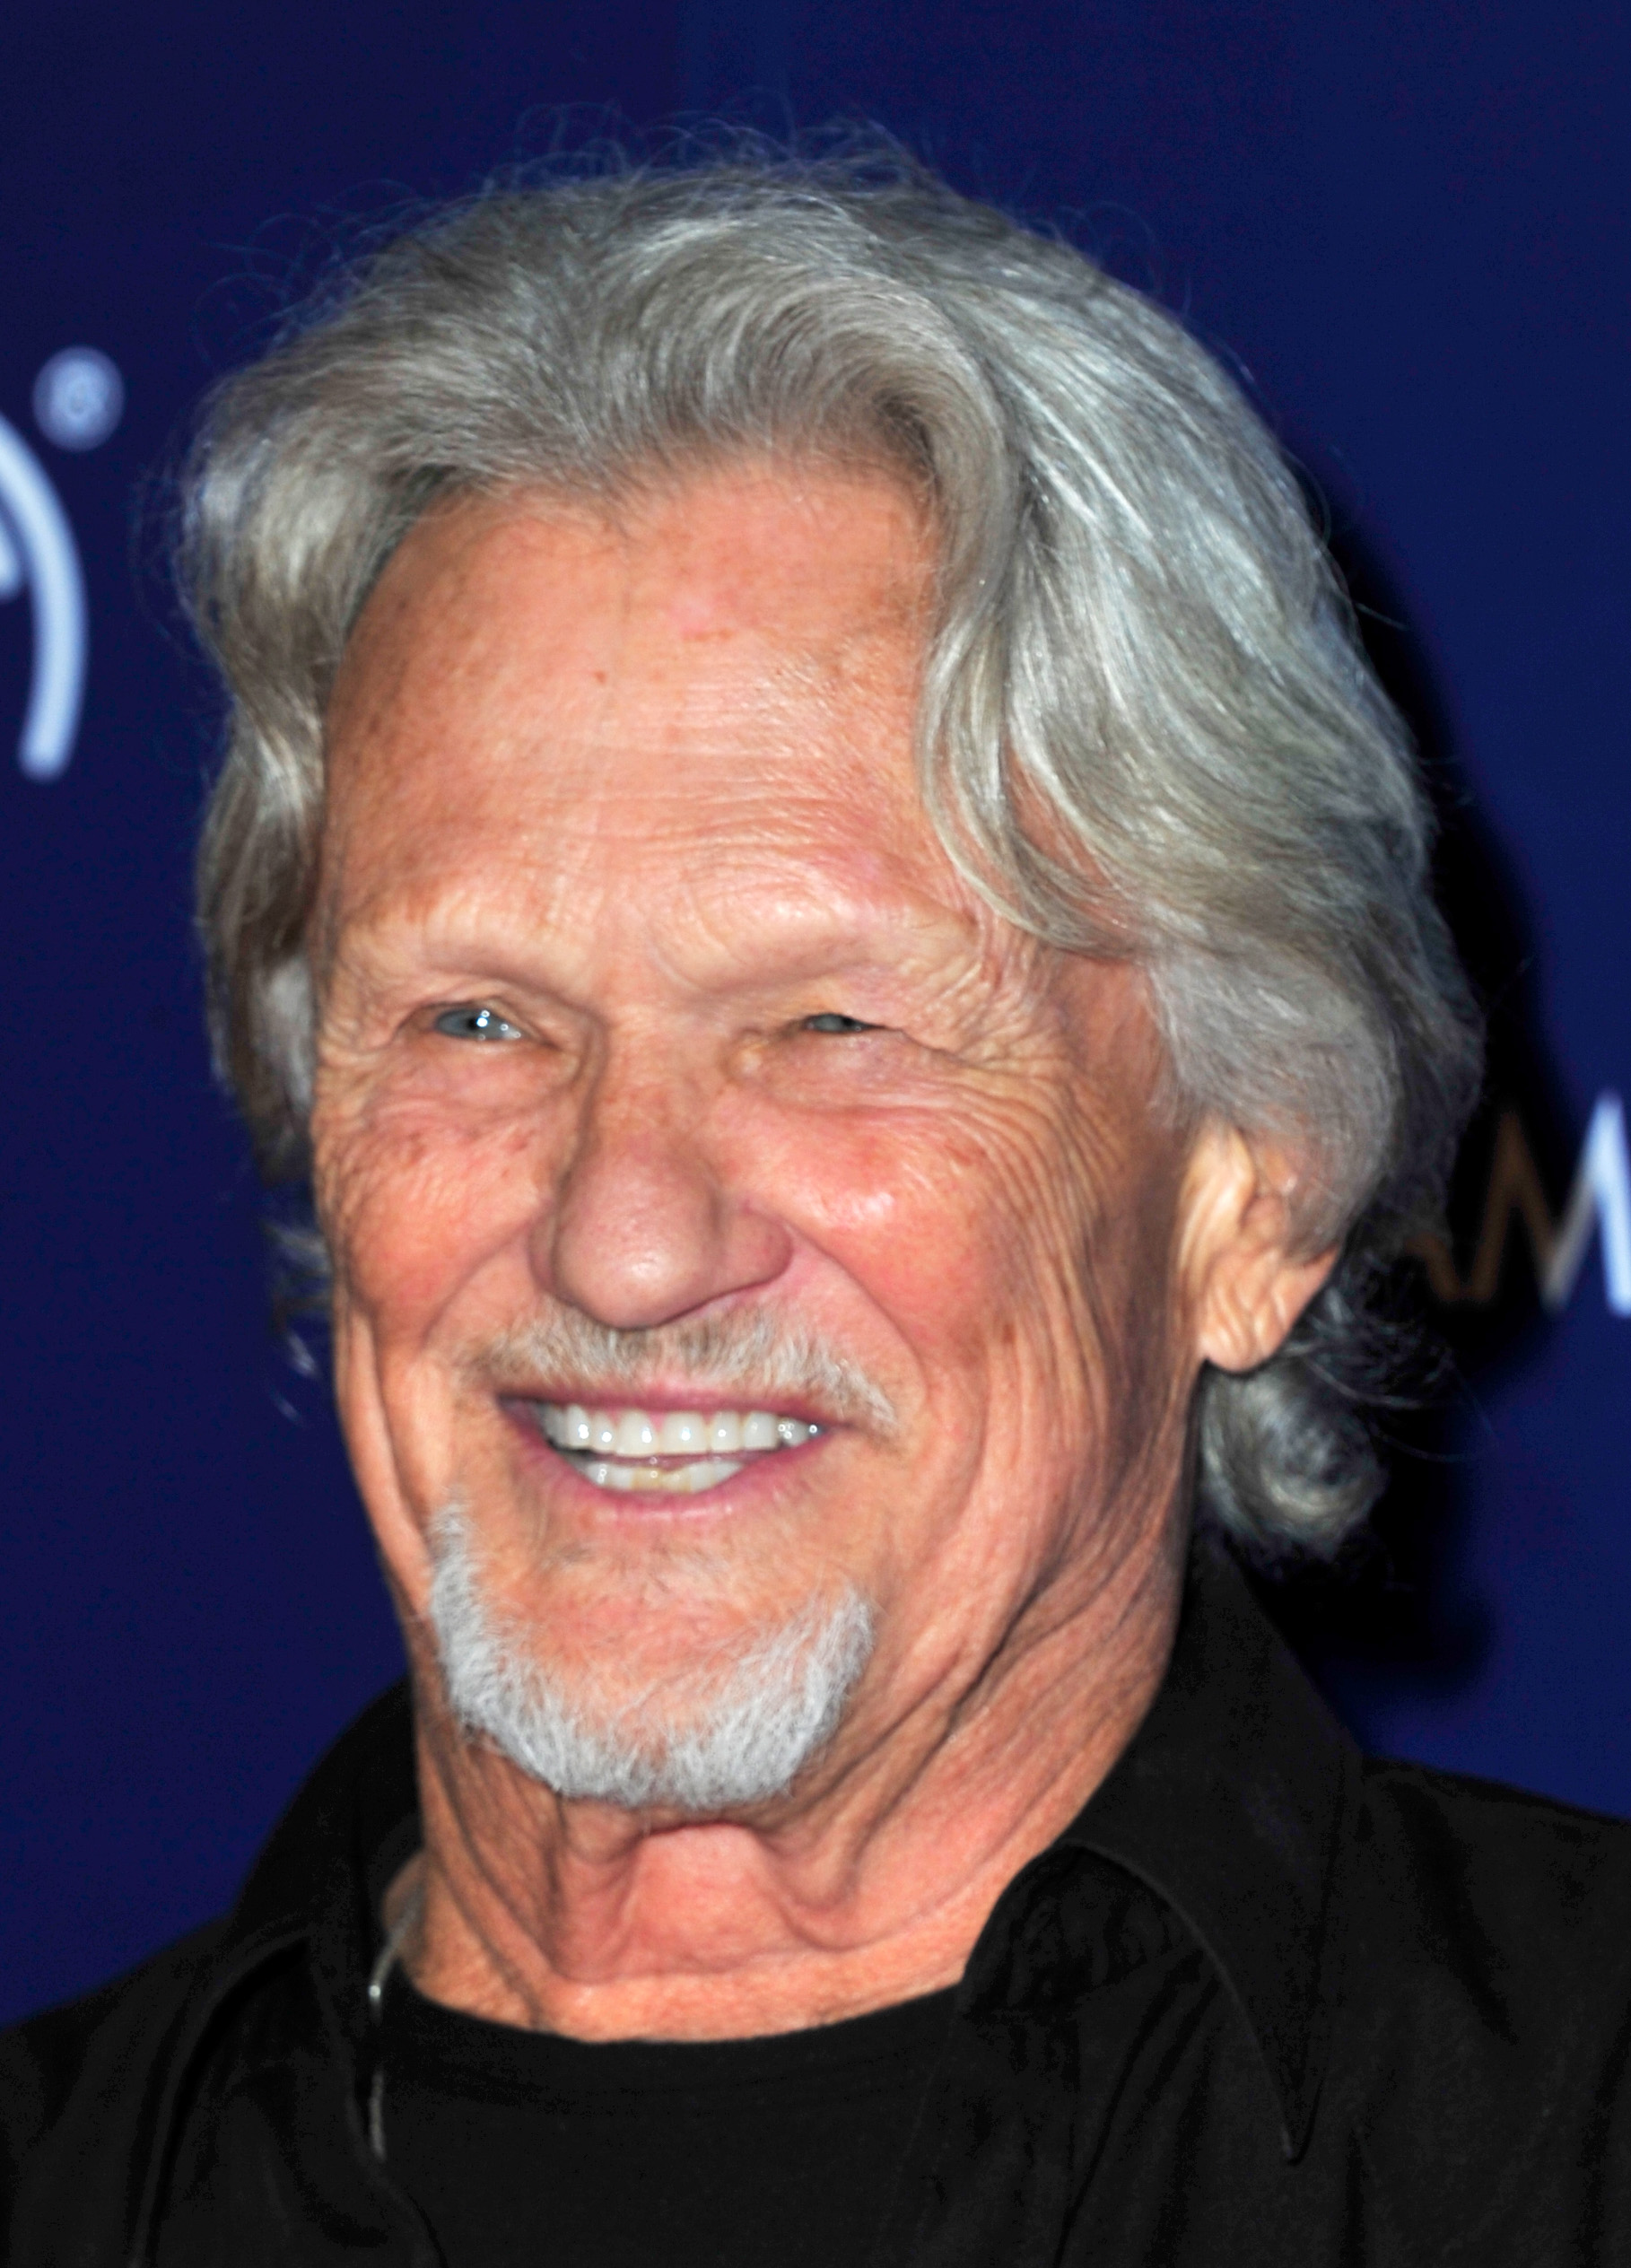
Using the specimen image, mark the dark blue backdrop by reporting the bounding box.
[3,1,1627,2026]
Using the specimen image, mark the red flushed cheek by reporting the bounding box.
[772,1116,1016,1359]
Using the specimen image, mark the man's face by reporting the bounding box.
[313,463,1209,1804]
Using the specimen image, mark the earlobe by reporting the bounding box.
[1199,1242,1339,1374]
[1184,1124,1339,1375]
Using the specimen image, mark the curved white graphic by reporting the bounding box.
[0,411,87,781]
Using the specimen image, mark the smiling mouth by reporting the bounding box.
[525,1402,823,1495]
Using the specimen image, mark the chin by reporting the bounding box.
[424,1502,877,1813]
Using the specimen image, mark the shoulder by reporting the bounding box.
[1330,1758,1631,2241]
[0,1687,411,2259]
[1348,1756,1631,2019]
[0,1914,248,2268]
[1,1681,414,2163]
[1353,1754,1631,1954]
[1,1921,227,2151]
[0,1915,329,2267]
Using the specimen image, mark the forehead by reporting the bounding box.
[320,464,961,945]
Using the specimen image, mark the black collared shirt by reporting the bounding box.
[5,1544,1631,2265]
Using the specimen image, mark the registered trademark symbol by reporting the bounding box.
[33,348,124,451]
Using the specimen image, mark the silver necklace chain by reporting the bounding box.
[365,1876,425,2162]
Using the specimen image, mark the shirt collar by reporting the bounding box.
[126,1683,421,2259]
[230,1677,421,2035]
[1062,1541,1356,2159]
[174,1540,1354,2206]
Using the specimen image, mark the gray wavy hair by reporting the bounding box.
[180,146,1480,1559]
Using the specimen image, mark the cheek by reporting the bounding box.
[766,1069,1194,1459]
[744,1098,1069,1368]
[315,1088,547,1332]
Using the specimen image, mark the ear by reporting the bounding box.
[1180,1122,1339,1374]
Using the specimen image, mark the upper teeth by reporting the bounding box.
[536,1405,818,1456]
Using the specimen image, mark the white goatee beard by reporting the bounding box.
[426,1505,877,1813]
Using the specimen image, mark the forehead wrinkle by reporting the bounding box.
[318,466,966,1009]
[657,869,988,1006]
[327,762,977,1008]
[329,615,921,890]
[336,850,996,1024]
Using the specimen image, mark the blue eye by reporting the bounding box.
[801,1012,877,1035]
[433,1005,523,1042]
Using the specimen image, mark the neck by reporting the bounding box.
[395,1519,1186,2041]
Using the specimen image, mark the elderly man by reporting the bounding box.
[4,153,1628,2265]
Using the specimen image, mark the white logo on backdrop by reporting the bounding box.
[0,348,123,781]
[1545,1093,1631,1317]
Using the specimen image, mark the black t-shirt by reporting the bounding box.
[374,1967,957,2268]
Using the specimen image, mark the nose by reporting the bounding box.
[536,1044,793,1331]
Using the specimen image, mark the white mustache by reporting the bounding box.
[468,1306,901,1435]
